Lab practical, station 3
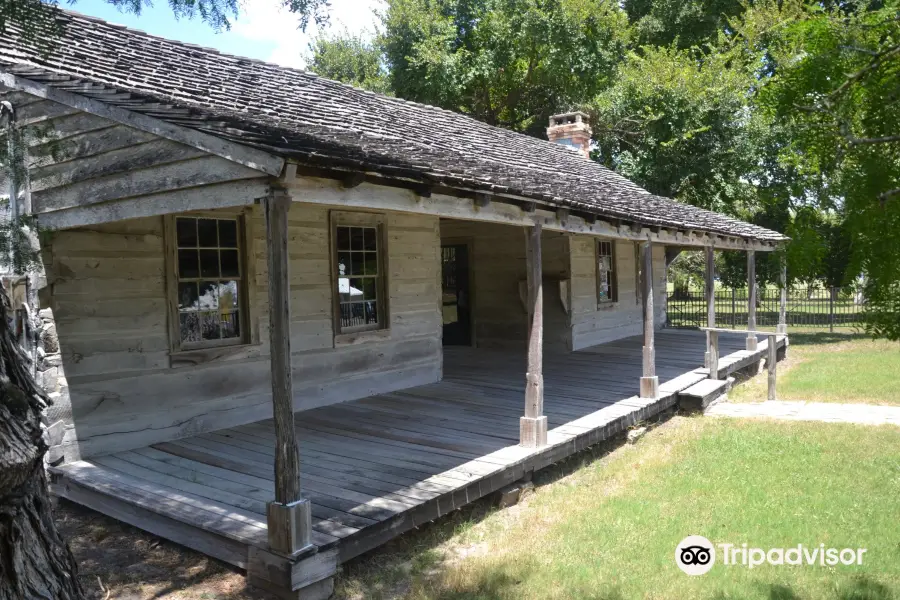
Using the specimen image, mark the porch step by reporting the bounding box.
[678,379,729,412]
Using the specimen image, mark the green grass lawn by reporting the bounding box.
[336,417,900,600]
[730,333,900,405]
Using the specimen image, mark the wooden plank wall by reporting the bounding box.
[569,236,667,350]
[439,220,570,350]
[47,205,443,460]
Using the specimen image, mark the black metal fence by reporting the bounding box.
[666,286,866,330]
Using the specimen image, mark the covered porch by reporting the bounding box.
[49,330,784,598]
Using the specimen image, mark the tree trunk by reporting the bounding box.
[0,289,83,600]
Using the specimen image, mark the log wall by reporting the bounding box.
[46,205,442,460]
[569,236,667,350]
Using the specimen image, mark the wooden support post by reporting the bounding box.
[746,250,758,352]
[639,240,658,398]
[767,334,777,401]
[704,246,715,367]
[777,257,787,335]
[708,330,719,381]
[520,223,547,448]
[264,189,313,557]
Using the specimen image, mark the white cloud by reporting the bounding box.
[232,0,383,69]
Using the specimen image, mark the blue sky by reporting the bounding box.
[70,0,382,68]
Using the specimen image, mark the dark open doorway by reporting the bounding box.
[441,244,472,346]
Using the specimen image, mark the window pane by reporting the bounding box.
[337,253,351,277]
[180,312,200,342]
[336,227,351,251]
[199,249,220,278]
[198,281,219,309]
[339,303,351,327]
[218,280,239,309]
[221,311,241,339]
[365,301,378,324]
[178,249,199,278]
[350,302,365,325]
[338,277,351,302]
[218,220,238,248]
[200,312,221,340]
[178,282,199,310]
[350,227,365,250]
[198,218,218,247]
[348,278,364,299]
[176,218,197,247]
[363,252,378,275]
[221,249,240,277]
[362,278,376,300]
[363,227,377,251]
[350,252,364,275]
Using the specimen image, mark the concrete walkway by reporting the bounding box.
[706,400,900,426]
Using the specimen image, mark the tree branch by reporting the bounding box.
[878,187,900,204]
[847,134,900,145]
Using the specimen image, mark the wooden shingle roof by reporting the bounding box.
[0,9,786,243]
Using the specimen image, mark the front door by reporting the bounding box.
[441,244,471,346]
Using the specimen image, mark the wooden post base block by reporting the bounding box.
[267,499,314,557]
[248,546,337,600]
[639,376,659,399]
[746,335,758,352]
[248,575,334,600]
[519,416,548,448]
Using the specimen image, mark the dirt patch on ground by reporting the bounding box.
[55,500,276,600]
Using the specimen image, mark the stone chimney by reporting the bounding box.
[547,111,592,159]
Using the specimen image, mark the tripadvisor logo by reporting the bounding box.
[675,536,868,575]
[676,535,716,575]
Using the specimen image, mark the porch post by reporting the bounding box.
[639,240,658,398]
[704,245,715,368]
[777,256,787,335]
[746,249,758,351]
[520,223,547,448]
[264,188,313,557]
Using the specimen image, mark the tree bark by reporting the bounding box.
[0,288,83,600]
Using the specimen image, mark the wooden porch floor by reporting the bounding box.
[50,330,771,576]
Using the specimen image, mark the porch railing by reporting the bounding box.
[667,286,865,331]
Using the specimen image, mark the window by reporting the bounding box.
[597,239,618,304]
[332,213,386,334]
[172,215,247,349]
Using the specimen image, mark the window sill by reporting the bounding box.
[170,342,262,368]
[334,328,391,348]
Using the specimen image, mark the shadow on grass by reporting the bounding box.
[337,410,679,598]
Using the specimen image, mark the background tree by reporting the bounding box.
[309,31,391,94]
[379,0,629,136]
[590,45,758,214]
[621,0,745,49]
[739,0,900,337]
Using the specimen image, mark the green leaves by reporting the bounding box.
[744,0,900,337]
[309,32,392,95]
[378,0,629,136]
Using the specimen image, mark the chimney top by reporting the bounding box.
[548,111,589,127]
[547,111,592,159]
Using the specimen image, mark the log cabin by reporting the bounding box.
[0,10,789,599]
